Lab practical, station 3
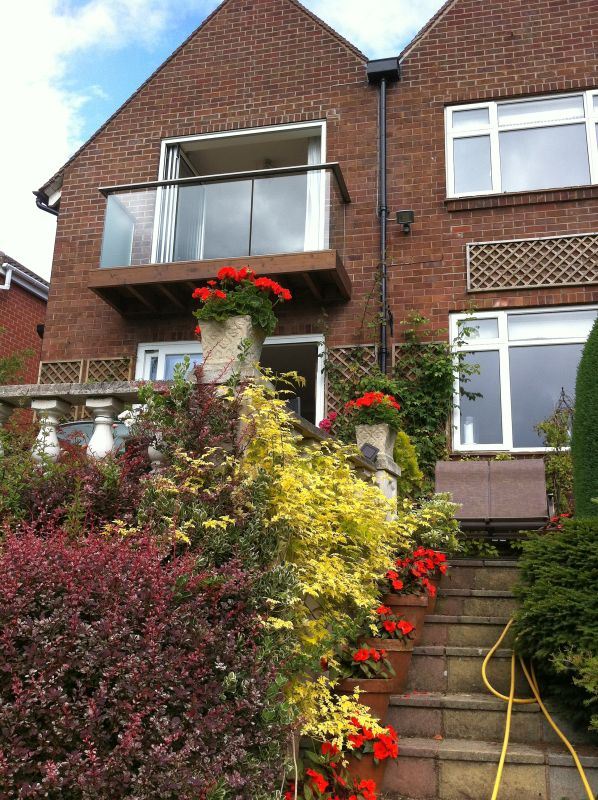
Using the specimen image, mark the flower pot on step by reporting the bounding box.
[364,637,414,694]
[335,677,392,723]
[345,751,387,788]
[382,592,428,645]
[199,314,266,383]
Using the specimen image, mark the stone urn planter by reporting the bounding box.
[381,593,429,645]
[335,676,392,723]
[199,314,266,382]
[355,422,397,459]
[364,637,414,693]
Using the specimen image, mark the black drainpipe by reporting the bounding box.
[33,190,59,217]
[367,58,400,374]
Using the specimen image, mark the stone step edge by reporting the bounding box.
[424,614,511,625]
[397,737,598,767]
[390,691,539,714]
[412,645,513,657]
[447,559,519,568]
[438,588,515,598]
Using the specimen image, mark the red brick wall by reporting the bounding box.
[42,0,598,368]
[386,0,598,337]
[0,284,46,383]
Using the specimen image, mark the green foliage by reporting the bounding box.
[535,396,574,515]
[572,318,598,517]
[0,327,33,385]
[394,430,424,499]
[457,537,499,558]
[392,313,479,484]
[513,517,598,729]
[403,493,461,555]
[553,651,598,732]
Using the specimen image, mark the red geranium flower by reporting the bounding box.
[306,768,328,793]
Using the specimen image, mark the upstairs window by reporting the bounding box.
[446,91,598,197]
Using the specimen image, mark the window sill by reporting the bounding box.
[445,184,598,212]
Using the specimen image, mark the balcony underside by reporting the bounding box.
[89,250,350,316]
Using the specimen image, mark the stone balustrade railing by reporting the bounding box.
[0,382,398,490]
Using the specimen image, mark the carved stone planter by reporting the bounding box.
[355,422,397,459]
[199,315,267,383]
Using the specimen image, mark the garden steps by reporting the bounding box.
[382,559,598,800]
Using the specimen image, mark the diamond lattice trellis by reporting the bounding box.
[325,345,378,416]
[38,360,84,384]
[84,357,134,383]
[467,232,598,292]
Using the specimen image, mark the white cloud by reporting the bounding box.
[307,0,446,56]
[0,0,444,281]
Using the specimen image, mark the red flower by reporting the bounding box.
[348,733,365,750]
[397,619,415,635]
[306,768,328,793]
[321,742,339,756]
[353,648,370,662]
[376,605,392,615]
[192,287,211,301]
[235,266,253,282]
[382,620,397,634]
[207,280,217,286]
[213,289,227,299]
[216,266,237,281]
[194,324,201,336]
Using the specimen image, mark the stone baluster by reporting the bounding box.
[0,402,14,457]
[31,398,72,464]
[85,397,124,459]
[355,422,401,503]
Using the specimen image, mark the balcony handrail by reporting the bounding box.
[98,162,351,203]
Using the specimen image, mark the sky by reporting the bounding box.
[0,0,445,281]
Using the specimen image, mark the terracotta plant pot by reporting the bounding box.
[199,314,266,382]
[335,676,392,723]
[382,592,428,645]
[345,751,387,788]
[365,637,414,694]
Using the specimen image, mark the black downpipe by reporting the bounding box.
[378,77,389,374]
[33,190,59,217]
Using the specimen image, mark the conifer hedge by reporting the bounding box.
[572,317,598,517]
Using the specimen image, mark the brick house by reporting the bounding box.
[31,0,598,449]
[0,252,48,383]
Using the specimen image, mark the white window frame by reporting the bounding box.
[135,333,326,424]
[445,90,598,198]
[151,120,327,264]
[450,305,598,453]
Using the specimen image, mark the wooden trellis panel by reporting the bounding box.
[325,345,377,416]
[467,232,598,292]
[84,357,134,383]
[38,360,84,385]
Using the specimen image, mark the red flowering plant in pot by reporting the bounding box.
[333,646,396,723]
[363,604,416,693]
[285,741,381,800]
[192,265,291,377]
[344,717,400,787]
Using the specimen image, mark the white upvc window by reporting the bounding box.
[451,306,598,452]
[136,334,326,425]
[445,90,598,197]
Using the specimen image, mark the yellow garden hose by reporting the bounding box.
[481,618,595,800]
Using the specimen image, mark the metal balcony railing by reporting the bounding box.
[98,163,350,268]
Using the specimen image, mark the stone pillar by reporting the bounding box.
[355,423,401,502]
[0,403,14,457]
[85,396,124,459]
[31,398,72,464]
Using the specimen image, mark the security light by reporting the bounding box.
[396,210,415,234]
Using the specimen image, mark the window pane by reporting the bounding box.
[498,95,584,126]
[594,96,598,113]
[452,108,490,131]
[251,173,308,255]
[459,351,503,445]
[508,309,598,341]
[459,318,499,341]
[499,124,590,191]
[453,136,492,194]
[509,344,583,447]
[164,353,203,380]
[201,180,252,259]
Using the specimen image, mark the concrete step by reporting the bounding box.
[388,692,598,747]
[421,615,512,647]
[382,736,598,800]
[435,589,518,617]
[406,646,530,695]
[444,559,520,592]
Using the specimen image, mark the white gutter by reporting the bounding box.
[1,262,48,301]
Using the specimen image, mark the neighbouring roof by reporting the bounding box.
[0,251,50,301]
[37,0,367,200]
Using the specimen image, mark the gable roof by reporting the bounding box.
[399,0,459,61]
[37,0,366,199]
[0,251,50,301]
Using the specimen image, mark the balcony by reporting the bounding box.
[91,163,351,315]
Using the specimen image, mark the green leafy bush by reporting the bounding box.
[394,430,424,499]
[572,317,598,517]
[513,517,598,729]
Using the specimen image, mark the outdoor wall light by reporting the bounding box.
[360,443,379,462]
[396,210,415,234]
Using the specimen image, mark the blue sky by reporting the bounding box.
[0,0,446,278]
